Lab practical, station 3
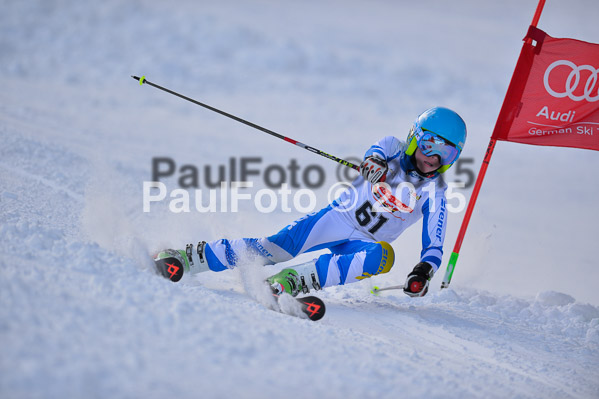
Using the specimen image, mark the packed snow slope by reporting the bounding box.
[1,0,599,398]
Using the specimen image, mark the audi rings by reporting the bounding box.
[544,60,599,102]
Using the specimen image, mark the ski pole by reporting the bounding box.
[371,284,404,295]
[132,75,360,171]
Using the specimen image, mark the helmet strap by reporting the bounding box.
[437,164,451,173]
[405,136,418,156]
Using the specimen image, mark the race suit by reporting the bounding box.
[202,136,448,288]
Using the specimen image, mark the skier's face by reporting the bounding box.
[414,148,441,174]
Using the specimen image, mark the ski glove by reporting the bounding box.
[403,262,434,297]
[360,155,388,184]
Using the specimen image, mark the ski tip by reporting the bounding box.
[298,296,326,321]
[153,251,185,282]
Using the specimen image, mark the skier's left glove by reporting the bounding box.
[403,262,434,297]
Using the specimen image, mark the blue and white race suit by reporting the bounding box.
[203,136,448,288]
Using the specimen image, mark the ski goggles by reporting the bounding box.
[417,130,459,165]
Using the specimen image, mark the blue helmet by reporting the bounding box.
[405,107,467,173]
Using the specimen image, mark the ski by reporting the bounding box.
[154,250,185,282]
[273,293,326,321]
[153,251,326,321]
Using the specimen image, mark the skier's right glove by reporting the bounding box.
[403,262,434,297]
[360,155,388,184]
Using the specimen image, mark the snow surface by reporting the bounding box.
[1,0,599,398]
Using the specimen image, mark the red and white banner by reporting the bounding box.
[492,26,599,151]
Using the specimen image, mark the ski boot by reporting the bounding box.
[267,260,322,297]
[153,241,210,282]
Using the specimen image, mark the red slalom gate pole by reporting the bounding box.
[440,0,546,289]
[440,138,496,288]
[529,0,546,33]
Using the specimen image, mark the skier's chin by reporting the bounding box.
[415,161,439,175]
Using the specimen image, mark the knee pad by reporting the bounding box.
[376,241,395,275]
[355,241,395,281]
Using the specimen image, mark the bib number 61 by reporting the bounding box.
[355,200,388,234]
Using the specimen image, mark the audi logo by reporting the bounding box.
[543,60,599,102]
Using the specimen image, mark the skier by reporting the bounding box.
[155,106,466,298]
